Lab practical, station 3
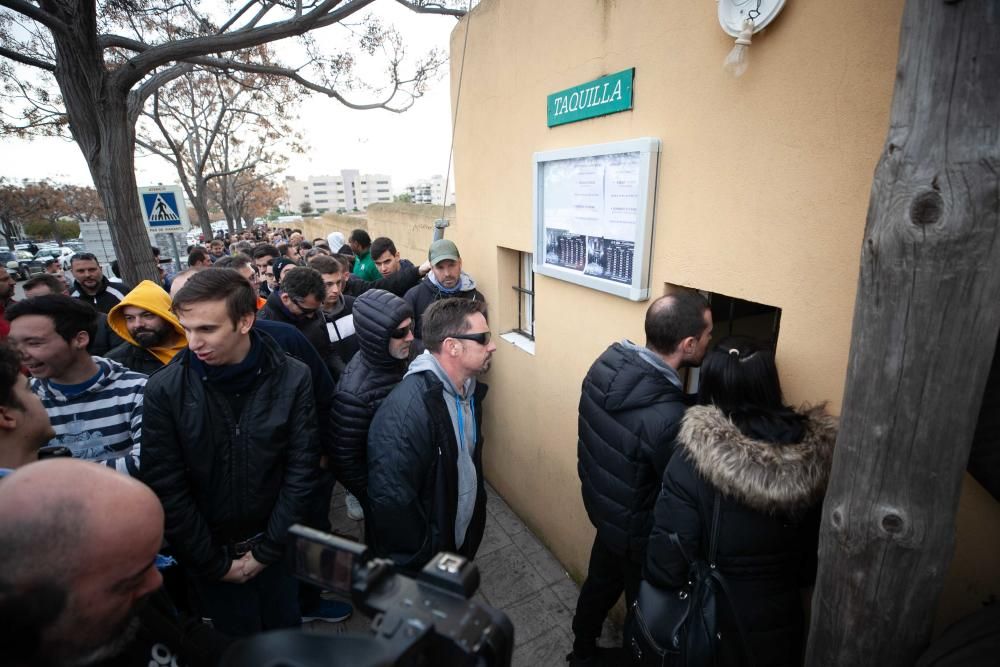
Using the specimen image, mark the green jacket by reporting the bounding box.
[352,250,380,282]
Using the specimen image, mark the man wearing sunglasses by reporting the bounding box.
[367,298,496,572]
[331,289,414,531]
[258,266,341,373]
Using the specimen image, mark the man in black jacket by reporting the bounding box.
[331,289,414,531]
[404,239,485,353]
[367,298,494,572]
[141,269,319,636]
[568,290,713,666]
[257,266,349,376]
[305,255,359,381]
[68,253,131,314]
[342,252,431,299]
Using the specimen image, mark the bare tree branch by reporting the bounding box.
[393,0,466,18]
[0,44,55,71]
[218,0,260,33]
[128,62,195,123]
[111,0,380,92]
[0,0,70,35]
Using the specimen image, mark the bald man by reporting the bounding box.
[0,459,162,664]
[0,460,229,666]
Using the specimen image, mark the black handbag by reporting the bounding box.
[626,492,754,667]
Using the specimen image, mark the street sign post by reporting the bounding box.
[138,185,189,270]
[138,185,190,233]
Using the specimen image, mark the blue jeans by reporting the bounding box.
[191,560,300,637]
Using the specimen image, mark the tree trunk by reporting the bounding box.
[50,9,159,287]
[805,1,1000,664]
[87,102,160,286]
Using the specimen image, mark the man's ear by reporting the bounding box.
[680,335,697,357]
[238,313,255,335]
[0,405,18,431]
[73,331,91,351]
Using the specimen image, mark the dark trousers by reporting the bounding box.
[300,468,336,612]
[191,561,300,637]
[571,535,642,656]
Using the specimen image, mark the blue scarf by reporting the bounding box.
[189,331,264,395]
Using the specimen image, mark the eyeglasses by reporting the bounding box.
[291,297,318,316]
[448,331,491,346]
[389,322,414,339]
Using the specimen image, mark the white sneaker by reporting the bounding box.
[345,492,364,521]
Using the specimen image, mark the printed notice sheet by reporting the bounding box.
[542,151,641,284]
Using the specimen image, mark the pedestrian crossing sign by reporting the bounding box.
[138,185,190,232]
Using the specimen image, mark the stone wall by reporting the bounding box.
[297,203,455,263]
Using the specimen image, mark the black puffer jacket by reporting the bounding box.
[331,289,413,499]
[578,342,689,562]
[367,369,488,572]
[105,341,162,375]
[141,331,320,580]
[644,405,837,667]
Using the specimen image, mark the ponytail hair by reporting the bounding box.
[697,336,806,444]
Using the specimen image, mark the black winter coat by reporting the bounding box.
[367,370,488,572]
[71,276,132,314]
[345,262,423,299]
[404,277,485,342]
[577,342,689,562]
[105,341,163,375]
[644,405,837,667]
[141,331,320,581]
[331,289,413,499]
[88,313,126,358]
[258,290,357,381]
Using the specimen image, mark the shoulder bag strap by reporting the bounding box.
[707,491,755,667]
[708,490,721,565]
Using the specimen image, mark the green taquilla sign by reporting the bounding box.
[547,68,634,127]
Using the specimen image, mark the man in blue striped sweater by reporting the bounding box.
[6,295,145,476]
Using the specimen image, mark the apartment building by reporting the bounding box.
[405,174,455,206]
[283,170,393,213]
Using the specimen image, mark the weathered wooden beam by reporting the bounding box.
[805,1,1000,664]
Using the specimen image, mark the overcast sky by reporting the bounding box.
[0,1,461,193]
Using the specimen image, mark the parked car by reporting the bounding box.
[1,250,36,280]
[34,246,75,263]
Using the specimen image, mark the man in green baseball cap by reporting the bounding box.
[403,239,486,353]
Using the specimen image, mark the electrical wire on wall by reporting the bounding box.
[436,0,474,233]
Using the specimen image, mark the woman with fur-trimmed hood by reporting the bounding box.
[644,336,837,667]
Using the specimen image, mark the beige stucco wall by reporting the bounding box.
[448,0,907,582]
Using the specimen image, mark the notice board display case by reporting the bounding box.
[533,137,660,301]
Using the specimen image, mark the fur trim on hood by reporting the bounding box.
[678,404,838,516]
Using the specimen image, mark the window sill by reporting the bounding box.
[500,330,535,355]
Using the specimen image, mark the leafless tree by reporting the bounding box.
[0,0,465,285]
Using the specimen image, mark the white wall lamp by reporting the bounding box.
[718,0,786,78]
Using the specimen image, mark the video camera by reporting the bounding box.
[220,525,514,667]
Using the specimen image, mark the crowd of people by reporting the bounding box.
[0,223,836,667]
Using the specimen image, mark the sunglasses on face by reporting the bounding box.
[389,322,414,339]
[291,298,318,316]
[448,331,491,346]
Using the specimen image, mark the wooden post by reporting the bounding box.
[805,1,1000,664]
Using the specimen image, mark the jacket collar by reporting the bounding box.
[678,404,837,516]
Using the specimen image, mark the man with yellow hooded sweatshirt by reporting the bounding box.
[106,281,188,376]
